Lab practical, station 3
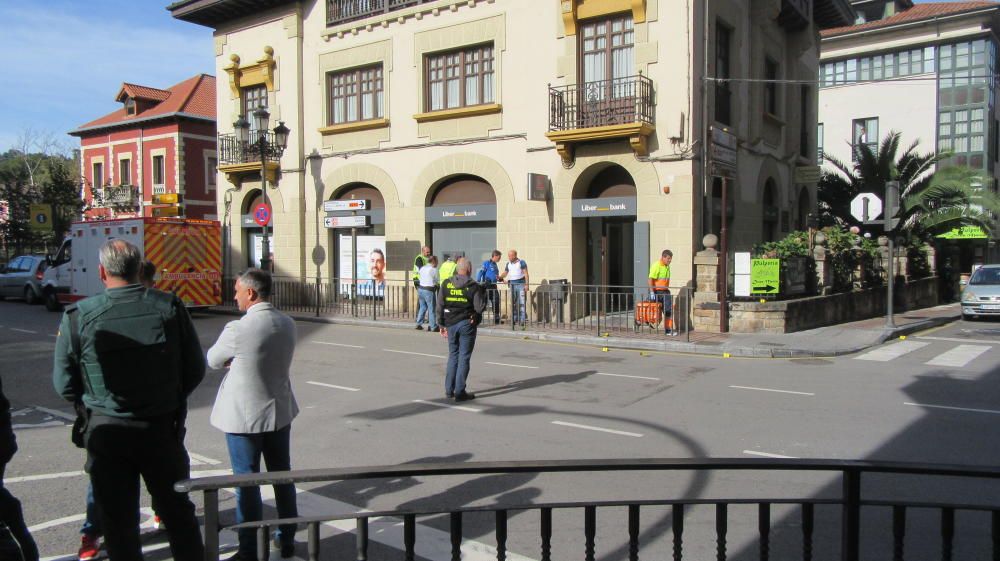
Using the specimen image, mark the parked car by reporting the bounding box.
[961,264,1000,320]
[0,255,47,304]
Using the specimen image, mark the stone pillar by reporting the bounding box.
[925,243,937,276]
[693,234,722,333]
[813,232,830,295]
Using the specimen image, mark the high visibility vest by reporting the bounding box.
[439,260,457,282]
[412,255,429,280]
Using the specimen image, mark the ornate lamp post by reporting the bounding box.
[233,108,289,271]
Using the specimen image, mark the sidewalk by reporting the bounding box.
[206,303,962,359]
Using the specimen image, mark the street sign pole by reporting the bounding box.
[886,236,896,329]
[720,176,729,333]
[884,181,900,329]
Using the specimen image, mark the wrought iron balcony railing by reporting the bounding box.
[218,131,284,167]
[327,0,437,26]
[549,75,655,132]
[93,184,139,209]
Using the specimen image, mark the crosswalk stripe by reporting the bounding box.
[925,344,992,368]
[854,341,929,361]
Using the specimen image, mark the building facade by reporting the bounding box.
[69,74,218,221]
[171,0,851,287]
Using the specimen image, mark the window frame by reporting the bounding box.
[852,117,879,161]
[152,155,165,187]
[241,84,268,124]
[119,157,131,186]
[92,162,104,189]
[424,43,495,112]
[714,20,733,126]
[764,56,779,117]
[327,64,385,126]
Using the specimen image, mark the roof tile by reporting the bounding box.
[822,2,999,37]
[73,74,216,134]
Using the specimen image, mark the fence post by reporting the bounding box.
[693,235,722,333]
[315,280,321,317]
[203,489,220,561]
[841,469,861,561]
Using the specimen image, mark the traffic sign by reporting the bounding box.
[323,199,369,212]
[936,225,988,239]
[324,215,368,228]
[29,204,52,231]
[751,258,780,295]
[884,181,901,232]
[153,193,181,205]
[253,203,272,227]
[850,193,882,223]
[152,206,181,218]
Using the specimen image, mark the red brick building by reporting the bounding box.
[69,74,217,220]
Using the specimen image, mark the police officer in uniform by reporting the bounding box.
[412,246,431,288]
[435,258,486,401]
[53,239,206,561]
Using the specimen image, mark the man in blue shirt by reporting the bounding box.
[476,250,502,324]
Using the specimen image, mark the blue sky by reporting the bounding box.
[0,0,977,155]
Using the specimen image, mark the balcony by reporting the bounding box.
[327,0,437,26]
[98,185,139,208]
[217,131,283,185]
[546,75,655,163]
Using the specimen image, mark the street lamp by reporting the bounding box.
[233,108,289,272]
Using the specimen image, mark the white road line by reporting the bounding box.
[551,421,643,438]
[485,361,539,369]
[307,380,361,392]
[743,450,797,459]
[904,402,1000,415]
[5,470,86,484]
[31,405,76,421]
[312,340,365,349]
[10,328,37,334]
[48,334,58,338]
[925,344,992,368]
[918,335,997,345]
[12,420,65,429]
[188,452,223,466]
[596,372,661,381]
[729,385,815,396]
[383,349,446,359]
[854,340,929,361]
[29,513,86,533]
[412,399,482,413]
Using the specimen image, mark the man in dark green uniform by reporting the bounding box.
[435,258,485,401]
[53,239,206,561]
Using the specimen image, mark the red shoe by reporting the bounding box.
[152,515,164,530]
[78,534,101,561]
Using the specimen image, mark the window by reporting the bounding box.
[715,21,732,125]
[852,117,878,161]
[817,123,824,164]
[125,98,136,116]
[425,44,495,111]
[241,85,268,130]
[92,162,103,188]
[119,158,131,186]
[580,14,634,88]
[207,156,217,190]
[152,155,165,187]
[328,65,384,125]
[764,57,779,116]
[799,86,810,158]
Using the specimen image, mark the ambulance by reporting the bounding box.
[41,217,223,310]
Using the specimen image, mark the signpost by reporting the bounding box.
[28,204,52,231]
[253,203,272,227]
[750,258,780,295]
[936,225,988,239]
[794,166,822,184]
[323,215,368,229]
[709,126,737,332]
[323,199,369,212]
[883,181,901,328]
[850,193,882,223]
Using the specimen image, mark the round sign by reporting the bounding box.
[35,213,48,224]
[253,203,272,227]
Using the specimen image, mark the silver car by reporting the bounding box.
[961,264,1000,319]
[0,255,47,304]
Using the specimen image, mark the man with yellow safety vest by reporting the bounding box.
[438,253,460,283]
[648,249,675,335]
[435,258,486,401]
[412,246,431,288]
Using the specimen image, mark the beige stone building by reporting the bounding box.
[170,0,852,290]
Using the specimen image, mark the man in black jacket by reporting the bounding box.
[0,376,39,561]
[436,258,486,401]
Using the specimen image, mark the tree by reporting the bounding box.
[10,127,69,187]
[0,152,81,259]
[818,131,1000,239]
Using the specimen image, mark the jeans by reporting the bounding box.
[483,284,501,324]
[225,425,298,556]
[0,464,39,561]
[510,281,527,324]
[416,288,438,329]
[81,482,101,536]
[652,291,673,333]
[445,319,478,395]
[86,413,203,561]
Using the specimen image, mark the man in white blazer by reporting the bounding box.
[207,268,299,560]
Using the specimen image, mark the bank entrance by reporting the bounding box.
[425,175,497,265]
[573,166,646,290]
[327,183,386,283]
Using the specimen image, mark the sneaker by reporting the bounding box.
[272,536,295,559]
[223,552,258,561]
[455,392,476,402]
[152,514,163,530]
[78,534,101,561]
[415,325,423,330]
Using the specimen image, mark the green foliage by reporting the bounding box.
[0,152,80,259]
[752,231,810,259]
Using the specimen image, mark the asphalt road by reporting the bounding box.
[1,297,998,561]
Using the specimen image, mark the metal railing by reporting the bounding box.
[327,0,437,25]
[218,132,284,166]
[549,75,655,132]
[221,277,693,340]
[176,458,1000,561]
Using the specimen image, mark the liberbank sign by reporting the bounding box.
[425,204,497,223]
[571,197,637,218]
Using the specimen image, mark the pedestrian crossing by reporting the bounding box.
[854,337,995,368]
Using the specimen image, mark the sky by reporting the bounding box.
[0,0,975,156]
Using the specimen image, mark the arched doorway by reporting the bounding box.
[762,179,778,242]
[424,175,497,265]
[241,190,268,269]
[572,165,639,288]
[328,183,386,282]
[797,186,812,230]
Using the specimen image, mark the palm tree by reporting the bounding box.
[818,131,999,239]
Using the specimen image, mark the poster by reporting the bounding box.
[339,234,386,297]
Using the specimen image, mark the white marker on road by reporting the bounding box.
[312,340,365,349]
[307,380,361,392]
[412,399,482,413]
[30,406,75,421]
[485,361,539,369]
[854,340,929,361]
[5,470,87,484]
[384,349,446,359]
[904,402,1000,415]
[10,328,37,334]
[551,421,643,438]
[188,452,223,466]
[925,344,992,368]
[596,372,660,381]
[729,385,815,396]
[918,336,997,345]
[743,450,797,459]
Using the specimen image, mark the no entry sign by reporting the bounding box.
[253,203,272,227]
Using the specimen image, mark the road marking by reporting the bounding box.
[31,405,76,421]
[188,452,223,466]
[312,340,365,349]
[29,513,86,533]
[904,402,1000,415]
[551,421,643,438]
[48,334,58,338]
[729,385,815,396]
[384,349,446,359]
[743,450,797,459]
[485,361,539,369]
[5,470,86,484]
[412,399,482,413]
[918,335,997,345]
[854,340,929,361]
[307,380,361,392]
[925,344,992,368]
[596,372,660,381]
[10,328,37,334]
[12,420,65,429]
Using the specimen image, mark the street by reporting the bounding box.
[1,301,999,560]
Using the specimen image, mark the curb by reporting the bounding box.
[198,308,960,359]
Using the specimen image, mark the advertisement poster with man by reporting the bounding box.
[339,235,386,298]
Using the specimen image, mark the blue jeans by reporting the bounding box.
[81,482,101,536]
[225,425,298,555]
[652,291,673,333]
[445,319,477,395]
[416,288,438,329]
[510,282,527,324]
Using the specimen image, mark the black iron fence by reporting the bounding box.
[549,75,655,132]
[218,132,284,166]
[177,458,1000,561]
[220,277,693,339]
[327,0,437,25]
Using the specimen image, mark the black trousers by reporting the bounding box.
[87,413,204,561]
[483,284,501,324]
[0,464,39,561]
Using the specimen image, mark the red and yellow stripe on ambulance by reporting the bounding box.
[144,219,222,307]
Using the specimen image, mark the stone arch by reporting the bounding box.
[321,162,400,208]
[753,158,787,205]
[557,152,659,203]
[235,186,285,215]
[411,153,514,212]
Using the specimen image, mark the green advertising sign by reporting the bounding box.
[936,226,988,240]
[751,258,780,294]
